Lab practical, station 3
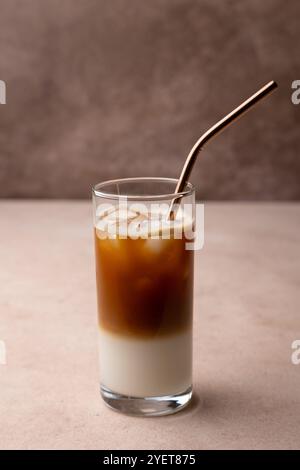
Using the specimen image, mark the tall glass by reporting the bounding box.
[93,177,195,416]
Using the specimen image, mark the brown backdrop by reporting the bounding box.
[0,0,299,199]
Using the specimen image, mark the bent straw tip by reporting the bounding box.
[266,80,278,90]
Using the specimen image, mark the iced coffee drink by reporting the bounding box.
[93,178,195,416]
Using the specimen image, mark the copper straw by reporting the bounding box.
[169,80,278,218]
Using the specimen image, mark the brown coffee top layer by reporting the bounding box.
[95,230,194,338]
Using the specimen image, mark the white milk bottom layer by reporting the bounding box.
[99,329,192,397]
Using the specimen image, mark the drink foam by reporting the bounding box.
[95,204,194,239]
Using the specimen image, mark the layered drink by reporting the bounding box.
[93,177,195,415]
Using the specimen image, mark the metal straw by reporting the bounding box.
[169,80,278,218]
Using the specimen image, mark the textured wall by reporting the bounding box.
[0,0,299,199]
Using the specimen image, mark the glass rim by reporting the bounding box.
[92,177,195,201]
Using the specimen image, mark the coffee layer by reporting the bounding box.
[95,230,194,338]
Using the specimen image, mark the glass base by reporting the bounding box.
[100,384,192,417]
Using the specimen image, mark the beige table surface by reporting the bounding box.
[0,201,299,450]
